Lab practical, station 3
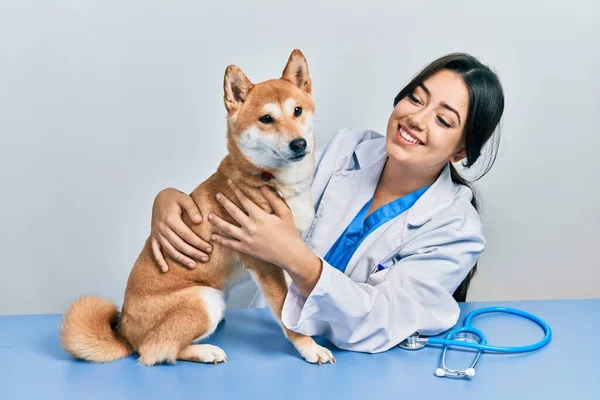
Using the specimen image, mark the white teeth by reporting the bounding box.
[400,127,421,144]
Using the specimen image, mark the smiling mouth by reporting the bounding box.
[398,125,424,145]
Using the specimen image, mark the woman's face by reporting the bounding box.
[385,69,470,175]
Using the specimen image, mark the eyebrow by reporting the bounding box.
[440,103,462,126]
[418,83,462,126]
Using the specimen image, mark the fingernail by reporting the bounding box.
[206,247,212,253]
[200,257,208,262]
[188,262,196,268]
[227,179,232,185]
[208,213,213,220]
[161,266,168,273]
[194,214,202,222]
[216,193,221,200]
[211,235,217,241]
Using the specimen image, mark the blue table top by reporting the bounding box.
[1,299,598,399]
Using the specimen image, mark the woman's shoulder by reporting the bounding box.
[444,184,484,234]
[407,166,484,239]
[314,127,385,170]
[328,127,384,144]
[316,128,383,157]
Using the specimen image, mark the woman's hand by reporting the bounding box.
[208,180,302,268]
[150,188,213,272]
[209,180,324,296]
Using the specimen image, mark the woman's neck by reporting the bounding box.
[377,157,442,198]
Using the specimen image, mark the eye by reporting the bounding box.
[407,92,422,105]
[259,115,273,124]
[294,106,303,117]
[437,116,452,128]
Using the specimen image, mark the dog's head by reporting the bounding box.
[223,49,314,170]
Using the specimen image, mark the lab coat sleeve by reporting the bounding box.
[281,225,485,353]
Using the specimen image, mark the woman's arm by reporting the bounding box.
[281,225,485,353]
[280,244,324,298]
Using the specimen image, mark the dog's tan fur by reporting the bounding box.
[60,49,335,366]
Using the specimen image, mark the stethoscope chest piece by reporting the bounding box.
[397,332,426,350]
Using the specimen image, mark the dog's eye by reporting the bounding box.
[259,115,273,124]
[294,107,303,117]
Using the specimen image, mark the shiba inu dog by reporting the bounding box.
[60,49,335,366]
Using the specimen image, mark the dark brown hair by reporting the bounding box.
[394,53,505,302]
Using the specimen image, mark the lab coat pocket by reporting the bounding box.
[371,252,402,275]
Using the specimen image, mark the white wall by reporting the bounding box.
[1,0,598,315]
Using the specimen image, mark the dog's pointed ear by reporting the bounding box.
[223,65,254,114]
[281,49,311,94]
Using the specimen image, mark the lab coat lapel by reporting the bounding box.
[305,140,387,259]
[405,162,454,228]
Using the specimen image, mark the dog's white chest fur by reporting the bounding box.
[285,190,315,235]
[275,159,315,236]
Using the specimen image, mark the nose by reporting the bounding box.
[289,138,307,153]
[408,111,426,131]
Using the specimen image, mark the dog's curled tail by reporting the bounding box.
[60,295,133,363]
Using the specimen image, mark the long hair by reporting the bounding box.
[394,53,505,301]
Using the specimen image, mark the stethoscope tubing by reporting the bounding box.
[426,306,552,353]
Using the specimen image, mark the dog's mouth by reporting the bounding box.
[265,146,309,163]
[288,153,307,162]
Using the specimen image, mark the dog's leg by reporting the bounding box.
[136,286,227,366]
[244,258,335,365]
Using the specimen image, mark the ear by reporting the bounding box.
[451,147,468,163]
[223,65,254,114]
[281,49,311,94]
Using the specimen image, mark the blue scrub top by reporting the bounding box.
[324,185,430,273]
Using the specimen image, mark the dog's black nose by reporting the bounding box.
[289,138,307,153]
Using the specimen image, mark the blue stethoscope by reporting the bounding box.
[398,307,552,378]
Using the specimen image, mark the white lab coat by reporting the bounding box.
[230,128,485,354]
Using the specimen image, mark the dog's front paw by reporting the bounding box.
[181,344,228,365]
[296,341,336,365]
